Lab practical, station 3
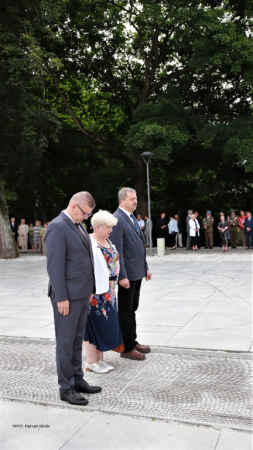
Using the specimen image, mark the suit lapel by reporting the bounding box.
[117,209,145,243]
[60,212,89,251]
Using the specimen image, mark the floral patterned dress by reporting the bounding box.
[84,240,123,351]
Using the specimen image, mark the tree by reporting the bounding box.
[1,0,253,258]
[44,0,253,211]
[0,0,61,257]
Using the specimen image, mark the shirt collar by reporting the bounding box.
[63,209,75,224]
[119,206,132,218]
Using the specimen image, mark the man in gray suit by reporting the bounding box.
[186,209,193,250]
[45,191,102,405]
[144,214,153,247]
[110,187,152,360]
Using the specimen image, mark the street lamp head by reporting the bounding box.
[141,151,153,164]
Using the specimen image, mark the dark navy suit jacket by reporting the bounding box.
[244,217,253,231]
[110,208,148,281]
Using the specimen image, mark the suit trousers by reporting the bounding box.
[118,279,142,353]
[19,236,28,252]
[175,233,182,247]
[51,297,89,392]
[245,230,253,248]
[205,231,213,248]
[186,233,191,249]
[145,231,152,247]
[230,230,237,247]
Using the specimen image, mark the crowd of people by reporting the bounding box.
[10,209,253,254]
[11,209,253,256]
[154,209,253,251]
[10,218,50,254]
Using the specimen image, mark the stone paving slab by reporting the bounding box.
[2,400,252,450]
[1,255,252,352]
[1,338,252,432]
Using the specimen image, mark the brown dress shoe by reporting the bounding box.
[135,343,151,354]
[120,349,146,360]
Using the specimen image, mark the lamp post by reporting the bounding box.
[141,151,153,257]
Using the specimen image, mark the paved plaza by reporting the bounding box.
[0,249,252,449]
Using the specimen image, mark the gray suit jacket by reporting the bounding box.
[186,215,191,233]
[45,212,95,303]
[145,219,152,233]
[110,208,148,281]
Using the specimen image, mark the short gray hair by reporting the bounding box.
[69,191,96,209]
[188,209,193,214]
[118,187,136,203]
[91,210,118,230]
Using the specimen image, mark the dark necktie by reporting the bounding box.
[75,223,90,250]
[130,214,141,235]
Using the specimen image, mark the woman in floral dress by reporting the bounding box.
[84,210,123,374]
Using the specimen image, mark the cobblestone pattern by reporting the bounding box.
[1,339,252,431]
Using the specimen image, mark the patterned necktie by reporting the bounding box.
[75,223,90,250]
[130,214,141,235]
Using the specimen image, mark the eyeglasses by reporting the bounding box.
[76,204,93,218]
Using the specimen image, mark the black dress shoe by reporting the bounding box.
[75,379,102,394]
[60,389,88,405]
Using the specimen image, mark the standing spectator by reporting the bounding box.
[40,223,48,255]
[34,220,43,253]
[217,215,229,252]
[156,212,167,239]
[18,219,29,253]
[137,214,145,234]
[144,215,153,248]
[227,210,239,248]
[189,214,200,251]
[244,212,253,249]
[238,210,247,247]
[174,214,183,248]
[28,223,35,250]
[110,187,152,361]
[10,217,18,244]
[203,211,214,249]
[186,209,193,249]
[168,215,179,250]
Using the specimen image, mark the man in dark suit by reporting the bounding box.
[110,187,152,361]
[244,211,253,249]
[10,217,18,243]
[45,191,102,405]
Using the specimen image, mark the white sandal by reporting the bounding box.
[85,361,108,374]
[98,360,114,371]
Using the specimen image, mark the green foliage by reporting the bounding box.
[0,0,253,221]
[125,98,189,161]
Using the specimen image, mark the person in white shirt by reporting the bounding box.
[189,214,200,251]
[137,214,145,234]
[168,215,179,250]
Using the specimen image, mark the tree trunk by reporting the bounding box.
[0,185,19,259]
